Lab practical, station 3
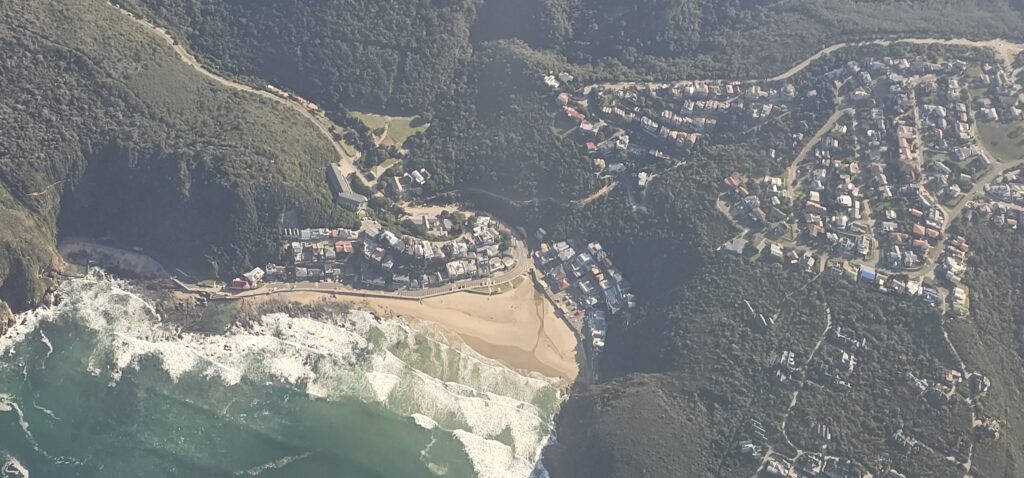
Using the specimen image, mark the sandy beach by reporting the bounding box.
[245,282,580,382]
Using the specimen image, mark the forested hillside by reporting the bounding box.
[120,0,1024,200]
[0,0,354,317]
[125,0,1024,119]
[123,0,479,113]
[476,0,1024,81]
[7,0,1024,476]
[546,258,970,477]
[405,41,599,199]
[947,220,1024,477]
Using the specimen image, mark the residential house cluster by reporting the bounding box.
[973,197,1024,231]
[764,453,868,478]
[359,215,515,290]
[552,78,802,200]
[267,216,516,292]
[271,227,361,282]
[904,365,976,409]
[936,235,972,315]
[915,74,979,159]
[711,52,1021,319]
[799,325,865,395]
[542,71,576,90]
[385,168,433,199]
[534,240,634,354]
[985,168,1024,205]
[824,260,939,307]
[976,63,1024,122]
[722,173,790,226]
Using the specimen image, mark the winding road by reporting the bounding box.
[586,38,1023,93]
[787,108,855,191]
[109,2,370,186]
[107,3,537,300]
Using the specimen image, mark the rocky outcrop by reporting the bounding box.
[0,300,14,337]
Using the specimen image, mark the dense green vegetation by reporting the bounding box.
[119,0,1024,199]
[474,0,1024,82]
[7,0,1024,475]
[123,0,479,113]
[406,41,599,199]
[546,256,975,477]
[0,0,355,313]
[947,219,1024,478]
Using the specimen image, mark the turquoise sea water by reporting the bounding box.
[0,275,562,478]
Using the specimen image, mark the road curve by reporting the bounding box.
[108,3,369,184]
[586,37,1024,93]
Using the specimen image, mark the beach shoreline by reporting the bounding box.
[242,281,580,382]
[54,237,580,383]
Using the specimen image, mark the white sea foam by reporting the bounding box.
[4,275,567,478]
[234,451,312,476]
[0,395,79,466]
[38,330,53,364]
[418,435,448,476]
[30,400,59,421]
[2,455,30,478]
[366,371,401,403]
[453,429,535,478]
[411,413,438,430]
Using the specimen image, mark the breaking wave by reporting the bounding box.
[1,272,566,478]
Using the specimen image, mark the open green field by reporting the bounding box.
[976,119,1024,163]
[350,111,429,146]
[550,110,578,139]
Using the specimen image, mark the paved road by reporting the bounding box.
[464,183,617,209]
[786,108,855,191]
[109,2,370,186]
[109,2,540,301]
[586,37,1024,93]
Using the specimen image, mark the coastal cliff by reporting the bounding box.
[0,0,357,312]
[0,301,13,337]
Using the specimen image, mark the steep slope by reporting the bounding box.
[476,0,1024,81]
[948,219,1024,478]
[546,258,971,478]
[122,0,479,113]
[0,0,356,317]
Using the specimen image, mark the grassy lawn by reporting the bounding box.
[468,275,525,295]
[941,194,965,208]
[550,110,578,139]
[350,111,429,146]
[924,150,952,163]
[339,139,359,157]
[976,120,1024,163]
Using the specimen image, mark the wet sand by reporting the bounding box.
[245,283,579,382]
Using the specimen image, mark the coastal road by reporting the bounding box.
[108,2,371,187]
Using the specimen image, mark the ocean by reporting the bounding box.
[0,273,564,478]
